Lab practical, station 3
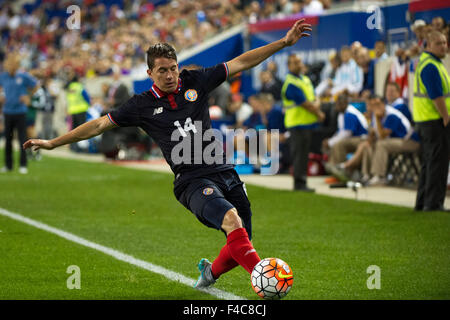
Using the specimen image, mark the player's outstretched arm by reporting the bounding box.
[23,115,115,151]
[226,19,311,78]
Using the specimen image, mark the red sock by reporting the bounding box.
[226,228,261,274]
[211,244,239,279]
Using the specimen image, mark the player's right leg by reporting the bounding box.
[177,173,261,288]
[219,208,261,275]
[194,207,260,289]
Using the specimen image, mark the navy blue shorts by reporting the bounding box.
[176,169,253,239]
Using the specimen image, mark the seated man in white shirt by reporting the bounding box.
[331,46,364,96]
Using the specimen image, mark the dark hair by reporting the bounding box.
[386,81,400,92]
[146,43,177,70]
[367,93,383,101]
[257,92,274,104]
[336,89,349,105]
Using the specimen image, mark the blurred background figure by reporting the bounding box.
[413,31,450,211]
[65,71,90,152]
[374,40,388,62]
[363,95,419,186]
[209,81,231,115]
[331,46,363,97]
[431,16,446,32]
[259,69,282,102]
[316,50,341,99]
[385,82,411,122]
[408,19,427,58]
[388,48,409,99]
[33,76,56,141]
[322,90,368,166]
[107,65,131,110]
[225,93,253,129]
[282,54,325,191]
[355,46,374,98]
[0,54,38,174]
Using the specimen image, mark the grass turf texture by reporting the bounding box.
[0,154,449,299]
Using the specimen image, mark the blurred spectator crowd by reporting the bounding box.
[0,0,449,187]
[0,0,333,82]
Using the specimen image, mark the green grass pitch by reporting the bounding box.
[0,154,449,299]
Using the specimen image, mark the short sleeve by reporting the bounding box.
[243,113,259,128]
[383,114,400,134]
[268,107,286,132]
[107,95,141,127]
[394,104,412,122]
[343,113,357,133]
[23,73,38,89]
[188,63,228,93]
[420,64,443,100]
[285,83,306,106]
[243,116,252,128]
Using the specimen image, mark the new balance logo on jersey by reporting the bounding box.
[153,107,163,115]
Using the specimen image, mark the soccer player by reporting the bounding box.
[23,19,312,289]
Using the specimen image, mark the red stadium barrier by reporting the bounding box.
[409,0,450,13]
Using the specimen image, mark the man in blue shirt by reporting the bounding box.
[322,91,368,165]
[364,95,419,185]
[282,54,325,191]
[385,81,412,122]
[0,55,38,173]
[413,31,450,212]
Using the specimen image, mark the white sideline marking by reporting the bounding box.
[0,207,246,300]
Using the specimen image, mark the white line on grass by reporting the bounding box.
[0,207,246,300]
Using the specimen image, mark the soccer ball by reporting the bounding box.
[251,258,294,299]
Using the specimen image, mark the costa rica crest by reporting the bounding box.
[203,187,214,196]
[185,89,198,102]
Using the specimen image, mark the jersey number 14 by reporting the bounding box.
[174,117,197,137]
